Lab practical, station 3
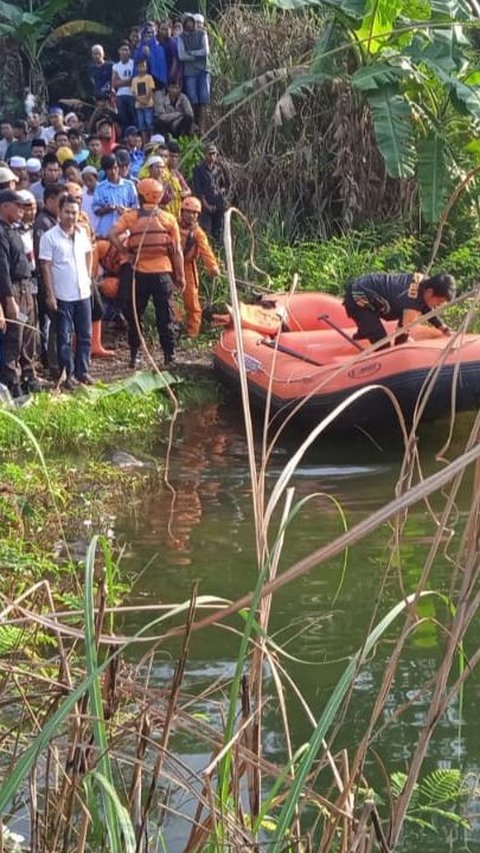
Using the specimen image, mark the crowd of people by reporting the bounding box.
[0,16,230,398]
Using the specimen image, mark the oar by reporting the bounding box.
[318,313,363,352]
[260,339,324,366]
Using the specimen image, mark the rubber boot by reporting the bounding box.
[91,320,115,358]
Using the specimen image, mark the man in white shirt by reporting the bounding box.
[39,193,94,389]
[112,42,136,133]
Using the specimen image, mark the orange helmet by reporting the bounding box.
[181,195,202,213]
[137,178,164,205]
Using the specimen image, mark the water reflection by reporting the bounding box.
[117,405,480,853]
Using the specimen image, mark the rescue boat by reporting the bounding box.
[213,292,480,431]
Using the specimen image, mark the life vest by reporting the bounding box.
[181,226,198,263]
[127,209,173,259]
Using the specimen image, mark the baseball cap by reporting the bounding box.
[26,157,42,173]
[0,189,25,204]
[9,156,26,169]
[17,189,36,205]
[0,167,18,184]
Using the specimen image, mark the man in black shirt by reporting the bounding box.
[192,143,228,244]
[0,189,38,395]
[344,272,456,346]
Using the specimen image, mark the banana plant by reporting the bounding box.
[0,0,110,100]
[224,0,480,222]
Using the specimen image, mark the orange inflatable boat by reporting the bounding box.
[213,292,480,431]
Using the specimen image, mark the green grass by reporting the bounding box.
[0,372,220,453]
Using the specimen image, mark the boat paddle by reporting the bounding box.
[260,339,324,367]
[317,314,363,352]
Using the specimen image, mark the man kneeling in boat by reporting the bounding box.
[343,272,455,347]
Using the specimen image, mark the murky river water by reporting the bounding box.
[116,403,480,851]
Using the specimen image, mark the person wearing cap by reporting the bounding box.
[193,143,228,243]
[177,13,210,135]
[194,13,205,30]
[9,157,29,190]
[93,154,138,238]
[56,145,75,166]
[90,44,114,102]
[112,43,137,133]
[40,107,66,146]
[132,22,168,87]
[0,166,19,191]
[0,189,40,395]
[26,158,42,186]
[154,79,194,138]
[82,166,100,233]
[6,121,32,161]
[39,193,94,389]
[124,126,145,177]
[179,195,219,336]
[108,177,185,368]
[15,190,49,392]
[64,112,80,129]
[33,183,66,372]
[30,153,62,208]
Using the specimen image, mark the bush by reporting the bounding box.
[255,226,422,294]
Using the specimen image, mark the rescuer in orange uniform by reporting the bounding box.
[179,195,219,337]
[108,178,185,368]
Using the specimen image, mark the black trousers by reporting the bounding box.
[343,287,387,345]
[1,281,36,389]
[123,270,176,359]
[199,208,224,244]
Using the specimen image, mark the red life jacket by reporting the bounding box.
[128,209,174,259]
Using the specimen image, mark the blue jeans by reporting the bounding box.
[184,72,210,105]
[56,297,92,379]
[117,96,137,132]
[136,107,154,131]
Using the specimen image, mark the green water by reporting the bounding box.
[117,405,480,851]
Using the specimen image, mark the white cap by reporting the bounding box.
[9,156,27,169]
[146,155,165,167]
[82,165,98,176]
[26,157,42,173]
[17,189,36,204]
[193,13,204,23]
[0,167,18,183]
[150,134,165,145]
